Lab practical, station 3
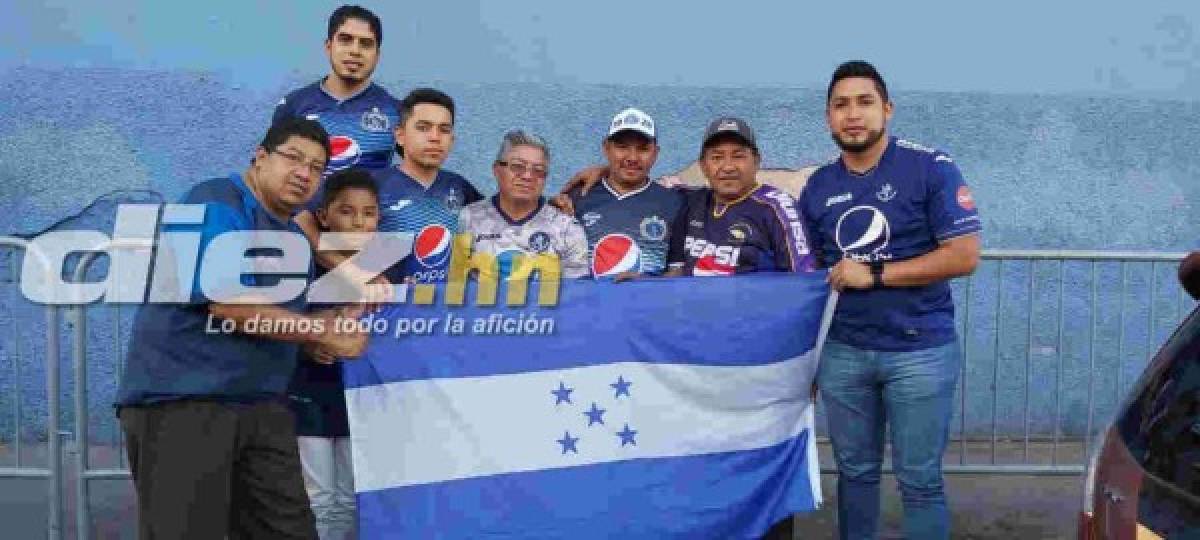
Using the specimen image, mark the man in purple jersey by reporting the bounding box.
[664,116,814,277]
[798,61,982,540]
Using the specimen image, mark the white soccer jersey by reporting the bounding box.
[458,197,589,279]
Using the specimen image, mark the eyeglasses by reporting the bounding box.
[496,160,548,179]
[272,148,326,176]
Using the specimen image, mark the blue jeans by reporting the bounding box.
[817,339,960,540]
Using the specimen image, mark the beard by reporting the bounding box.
[333,62,374,85]
[831,127,885,154]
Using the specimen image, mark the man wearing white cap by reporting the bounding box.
[565,108,684,279]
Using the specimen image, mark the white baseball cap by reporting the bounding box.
[607,107,656,140]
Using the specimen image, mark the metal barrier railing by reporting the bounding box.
[70,247,144,540]
[0,238,64,540]
[1,246,1194,536]
[815,250,1193,476]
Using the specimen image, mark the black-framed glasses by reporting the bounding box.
[496,160,548,179]
[272,148,326,176]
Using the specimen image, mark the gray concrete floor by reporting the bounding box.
[2,441,1084,539]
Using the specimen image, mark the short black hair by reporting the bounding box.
[321,168,379,209]
[259,117,332,163]
[398,87,456,126]
[327,5,383,47]
[826,60,889,104]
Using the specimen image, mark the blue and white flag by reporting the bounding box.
[343,273,833,539]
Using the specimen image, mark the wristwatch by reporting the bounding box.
[869,261,885,288]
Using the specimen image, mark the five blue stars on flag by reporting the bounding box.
[551,375,637,455]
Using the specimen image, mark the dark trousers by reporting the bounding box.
[762,515,795,539]
[118,399,318,540]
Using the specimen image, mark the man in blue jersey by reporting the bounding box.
[567,108,683,278]
[370,88,483,284]
[797,61,982,540]
[273,5,399,176]
[665,116,814,276]
[116,118,370,539]
[295,88,482,288]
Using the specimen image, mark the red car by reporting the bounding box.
[1079,255,1200,539]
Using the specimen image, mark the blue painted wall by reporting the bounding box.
[1,2,1198,447]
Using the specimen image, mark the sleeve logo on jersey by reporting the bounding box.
[684,237,739,276]
[361,107,391,132]
[328,136,362,171]
[956,186,975,211]
[414,225,453,268]
[592,234,641,277]
[639,216,668,241]
[763,189,810,254]
[528,232,552,253]
[835,205,891,261]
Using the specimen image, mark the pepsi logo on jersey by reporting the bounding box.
[591,234,641,277]
[684,237,739,276]
[410,225,452,282]
[834,205,892,262]
[327,135,362,171]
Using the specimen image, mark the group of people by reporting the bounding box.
[115,5,982,540]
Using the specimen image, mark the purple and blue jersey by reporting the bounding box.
[272,80,400,173]
[798,136,983,351]
[668,184,814,276]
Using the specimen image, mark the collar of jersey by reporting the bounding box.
[839,135,896,179]
[318,77,374,104]
[491,195,546,226]
[393,165,444,192]
[711,183,760,218]
[601,176,652,200]
[230,172,296,229]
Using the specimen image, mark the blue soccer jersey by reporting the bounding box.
[370,167,483,283]
[118,174,309,406]
[570,179,684,277]
[272,80,400,173]
[798,136,983,352]
[668,184,814,276]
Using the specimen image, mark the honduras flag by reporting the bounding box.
[342,273,834,539]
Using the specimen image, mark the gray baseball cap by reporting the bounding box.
[701,116,758,153]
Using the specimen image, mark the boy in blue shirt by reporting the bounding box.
[288,169,380,540]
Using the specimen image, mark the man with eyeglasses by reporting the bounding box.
[116,118,370,539]
[459,129,589,279]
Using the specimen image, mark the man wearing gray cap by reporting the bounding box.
[663,116,815,276]
[565,108,684,279]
